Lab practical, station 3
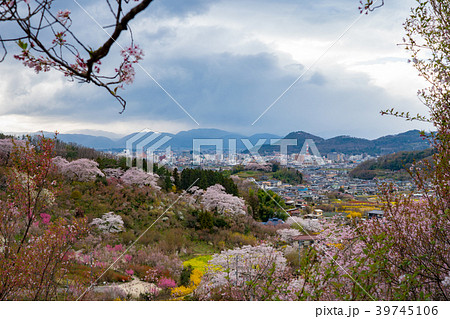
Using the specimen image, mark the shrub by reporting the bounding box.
[157,277,177,289]
[180,265,193,287]
[227,232,257,247]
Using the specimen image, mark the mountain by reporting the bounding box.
[8,129,430,156]
[40,129,281,152]
[258,130,432,156]
[170,128,246,150]
[373,130,431,154]
[65,129,123,140]
[57,133,117,149]
[349,148,436,180]
[255,131,324,154]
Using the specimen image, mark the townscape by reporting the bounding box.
[0,0,449,310]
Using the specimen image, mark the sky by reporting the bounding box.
[0,0,436,139]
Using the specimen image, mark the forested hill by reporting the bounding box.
[258,130,432,156]
[349,148,436,180]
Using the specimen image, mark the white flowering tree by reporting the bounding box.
[103,168,124,179]
[200,184,246,216]
[198,244,300,300]
[0,138,27,164]
[286,216,322,233]
[52,157,104,182]
[276,228,301,242]
[90,212,124,233]
[120,167,160,190]
[244,162,272,172]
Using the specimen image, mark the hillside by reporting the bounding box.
[258,129,431,156]
[349,148,436,180]
[0,135,290,301]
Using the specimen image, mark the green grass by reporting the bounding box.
[234,171,274,179]
[180,241,217,261]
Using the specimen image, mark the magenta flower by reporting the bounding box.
[40,213,51,224]
[125,269,134,276]
[157,277,177,289]
[113,244,123,252]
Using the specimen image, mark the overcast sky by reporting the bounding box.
[0,0,435,139]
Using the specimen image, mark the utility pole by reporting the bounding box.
[298,240,303,269]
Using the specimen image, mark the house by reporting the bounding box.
[367,210,384,219]
[286,208,302,216]
[292,234,318,247]
[261,181,271,189]
[313,209,323,217]
[267,179,282,187]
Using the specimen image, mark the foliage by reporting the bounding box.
[180,168,239,196]
[272,167,303,185]
[198,210,214,229]
[255,189,287,222]
[349,148,435,180]
[180,265,193,287]
[171,268,203,298]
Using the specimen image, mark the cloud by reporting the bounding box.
[0,0,434,139]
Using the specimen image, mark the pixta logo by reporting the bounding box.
[126,129,325,169]
[125,129,172,173]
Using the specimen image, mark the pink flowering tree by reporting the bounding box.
[0,138,27,165]
[52,156,104,182]
[157,277,177,289]
[0,0,152,110]
[0,136,87,300]
[295,2,450,301]
[76,244,131,272]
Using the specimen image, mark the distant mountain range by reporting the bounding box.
[258,130,432,155]
[54,128,281,152]
[6,128,431,156]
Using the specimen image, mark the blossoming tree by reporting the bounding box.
[90,212,124,233]
[0,136,87,300]
[198,244,301,300]
[119,167,160,189]
[198,184,247,216]
[0,0,152,110]
[52,156,104,182]
[299,0,450,301]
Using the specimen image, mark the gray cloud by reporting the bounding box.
[0,0,434,139]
